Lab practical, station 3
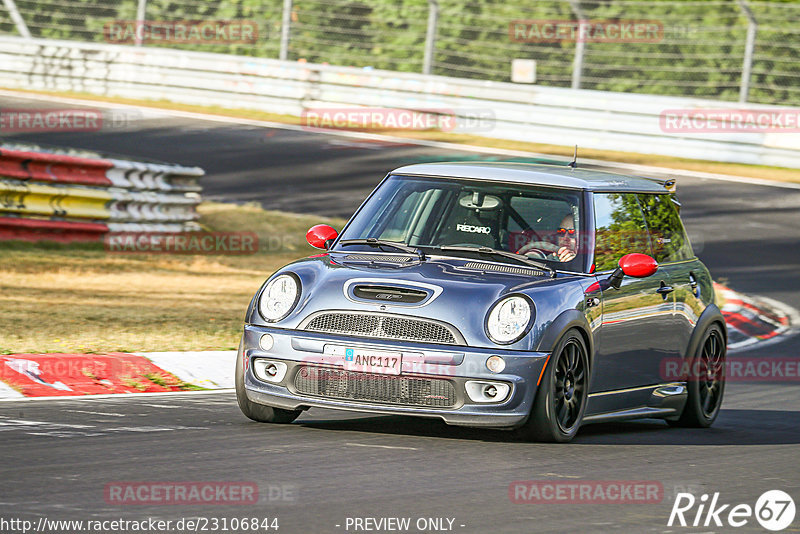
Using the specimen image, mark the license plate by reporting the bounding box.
[342,348,402,375]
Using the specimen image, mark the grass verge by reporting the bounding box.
[4,87,800,184]
[0,202,346,354]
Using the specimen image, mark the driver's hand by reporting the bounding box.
[516,241,538,256]
[557,246,576,262]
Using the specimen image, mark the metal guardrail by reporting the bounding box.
[0,146,203,242]
[3,0,800,106]
[0,36,798,168]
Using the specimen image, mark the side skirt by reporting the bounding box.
[583,383,687,424]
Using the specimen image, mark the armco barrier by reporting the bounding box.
[0,217,108,243]
[0,146,203,241]
[0,36,798,167]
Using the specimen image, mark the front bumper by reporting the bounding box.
[240,324,550,428]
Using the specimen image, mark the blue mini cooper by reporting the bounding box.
[236,162,726,442]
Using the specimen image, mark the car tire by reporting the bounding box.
[235,338,302,424]
[516,328,589,443]
[668,323,726,428]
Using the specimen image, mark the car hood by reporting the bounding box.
[246,254,590,350]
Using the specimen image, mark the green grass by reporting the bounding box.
[143,372,206,391]
[0,202,346,354]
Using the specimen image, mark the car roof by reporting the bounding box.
[389,162,670,193]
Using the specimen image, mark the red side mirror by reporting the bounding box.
[619,253,658,278]
[306,224,338,250]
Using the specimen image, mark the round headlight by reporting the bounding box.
[258,274,300,322]
[486,296,532,344]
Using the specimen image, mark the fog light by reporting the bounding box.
[465,380,510,403]
[486,356,505,373]
[259,333,274,351]
[252,359,287,383]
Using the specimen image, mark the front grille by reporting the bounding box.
[305,312,458,345]
[294,366,457,408]
[463,261,547,277]
[303,312,460,345]
[307,313,379,336]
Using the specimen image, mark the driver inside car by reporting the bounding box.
[516,213,578,263]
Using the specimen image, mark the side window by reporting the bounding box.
[637,194,694,263]
[593,193,652,271]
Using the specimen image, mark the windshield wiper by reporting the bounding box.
[433,245,554,276]
[339,238,425,260]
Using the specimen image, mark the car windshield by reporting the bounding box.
[335,174,587,271]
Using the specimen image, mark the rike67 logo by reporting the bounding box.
[668,490,796,531]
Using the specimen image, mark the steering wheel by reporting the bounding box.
[517,240,559,259]
[522,248,548,260]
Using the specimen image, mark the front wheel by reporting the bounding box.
[516,328,589,442]
[668,323,726,428]
[235,339,302,424]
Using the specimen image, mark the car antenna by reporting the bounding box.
[568,145,578,168]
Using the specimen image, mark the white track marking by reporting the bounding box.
[0,419,94,429]
[134,350,236,389]
[103,425,208,432]
[0,388,234,403]
[345,442,419,450]
[64,410,125,417]
[757,295,800,326]
[0,417,209,437]
[0,382,23,399]
[0,89,798,190]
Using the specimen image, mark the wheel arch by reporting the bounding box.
[534,309,595,371]
[685,303,727,362]
[668,303,727,427]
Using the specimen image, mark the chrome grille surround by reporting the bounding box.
[294,366,457,408]
[300,311,463,345]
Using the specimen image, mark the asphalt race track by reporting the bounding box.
[2,94,800,533]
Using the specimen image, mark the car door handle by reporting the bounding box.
[656,285,674,295]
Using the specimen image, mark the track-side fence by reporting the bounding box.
[0,36,798,168]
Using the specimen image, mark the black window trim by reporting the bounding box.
[589,191,697,274]
[637,191,697,265]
